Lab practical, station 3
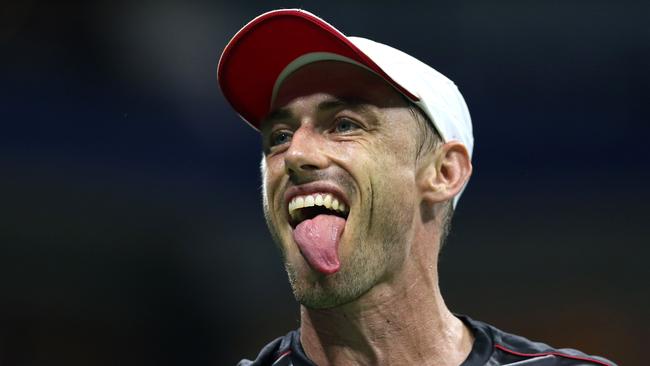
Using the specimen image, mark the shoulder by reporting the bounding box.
[237,329,313,366]
[461,315,617,366]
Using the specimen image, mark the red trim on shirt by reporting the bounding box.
[495,344,612,366]
[274,350,292,362]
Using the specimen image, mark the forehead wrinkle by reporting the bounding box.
[317,96,377,116]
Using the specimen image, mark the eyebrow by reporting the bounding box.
[263,108,293,126]
[263,97,373,127]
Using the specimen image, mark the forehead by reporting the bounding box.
[271,61,409,113]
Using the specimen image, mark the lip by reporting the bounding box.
[284,181,350,213]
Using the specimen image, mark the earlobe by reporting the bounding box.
[419,141,472,204]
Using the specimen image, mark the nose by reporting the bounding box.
[284,126,329,176]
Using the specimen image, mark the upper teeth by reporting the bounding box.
[288,193,348,218]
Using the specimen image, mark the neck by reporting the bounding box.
[299,232,474,366]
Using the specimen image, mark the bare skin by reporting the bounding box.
[261,61,473,365]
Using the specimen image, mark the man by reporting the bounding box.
[217,9,615,366]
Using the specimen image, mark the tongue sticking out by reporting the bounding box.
[292,214,346,275]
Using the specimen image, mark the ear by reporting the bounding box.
[417,141,472,205]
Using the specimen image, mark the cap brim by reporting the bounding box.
[217,9,416,130]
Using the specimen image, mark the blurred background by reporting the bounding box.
[1,0,648,365]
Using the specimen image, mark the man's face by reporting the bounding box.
[261,61,425,309]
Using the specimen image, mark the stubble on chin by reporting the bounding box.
[285,258,375,309]
[282,231,401,310]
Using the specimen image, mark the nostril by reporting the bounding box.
[287,166,318,182]
[286,164,318,177]
[300,164,319,171]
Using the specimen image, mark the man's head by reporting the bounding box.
[218,9,473,309]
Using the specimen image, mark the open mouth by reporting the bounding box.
[286,192,349,275]
[288,193,349,228]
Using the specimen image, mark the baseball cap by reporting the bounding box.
[217,9,473,207]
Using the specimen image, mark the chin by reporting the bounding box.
[291,278,353,310]
[285,256,377,310]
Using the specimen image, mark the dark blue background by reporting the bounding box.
[1,1,648,365]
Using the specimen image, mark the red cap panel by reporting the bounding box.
[217,10,385,129]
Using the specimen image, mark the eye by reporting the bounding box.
[270,130,293,147]
[334,118,361,133]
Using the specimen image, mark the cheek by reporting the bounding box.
[261,157,286,220]
[336,132,418,211]
[263,155,283,188]
[367,132,418,182]
[366,135,419,223]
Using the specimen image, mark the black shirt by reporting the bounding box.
[238,315,616,366]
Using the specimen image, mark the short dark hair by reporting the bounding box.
[406,103,455,248]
